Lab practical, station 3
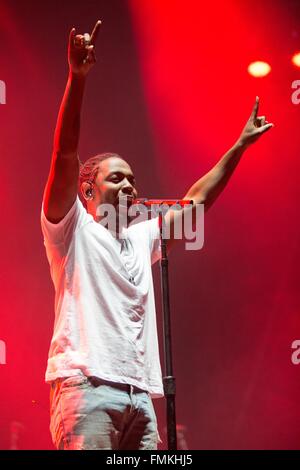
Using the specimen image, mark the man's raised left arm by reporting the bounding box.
[165,97,274,250]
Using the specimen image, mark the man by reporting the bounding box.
[41,21,273,450]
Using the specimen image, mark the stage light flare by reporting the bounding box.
[292,52,300,68]
[247,61,271,77]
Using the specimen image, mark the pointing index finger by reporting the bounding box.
[90,20,102,45]
[251,96,260,120]
[69,27,76,49]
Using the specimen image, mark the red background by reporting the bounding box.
[0,0,300,449]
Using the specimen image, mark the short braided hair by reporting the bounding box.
[79,152,123,202]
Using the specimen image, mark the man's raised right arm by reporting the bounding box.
[43,21,101,223]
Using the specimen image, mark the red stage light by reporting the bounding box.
[248,61,271,77]
[292,52,300,67]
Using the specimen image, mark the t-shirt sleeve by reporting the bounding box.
[40,196,90,251]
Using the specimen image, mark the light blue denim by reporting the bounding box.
[50,375,159,450]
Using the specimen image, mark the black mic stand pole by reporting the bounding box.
[159,211,177,451]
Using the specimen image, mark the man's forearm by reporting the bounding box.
[185,140,247,210]
[53,72,86,157]
[184,98,273,212]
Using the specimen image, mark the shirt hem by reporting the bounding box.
[45,369,164,398]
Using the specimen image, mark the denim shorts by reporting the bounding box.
[49,375,160,450]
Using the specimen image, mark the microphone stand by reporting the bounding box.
[134,198,193,450]
[159,212,177,451]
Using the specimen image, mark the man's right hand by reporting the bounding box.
[43,20,102,223]
[68,20,102,77]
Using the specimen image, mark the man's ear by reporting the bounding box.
[81,181,94,200]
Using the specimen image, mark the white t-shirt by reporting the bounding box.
[41,197,163,398]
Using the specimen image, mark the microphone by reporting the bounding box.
[133,198,194,207]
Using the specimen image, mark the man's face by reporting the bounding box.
[94,157,138,209]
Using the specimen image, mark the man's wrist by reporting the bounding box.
[69,70,87,84]
[234,137,250,152]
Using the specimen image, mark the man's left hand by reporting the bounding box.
[238,97,274,147]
